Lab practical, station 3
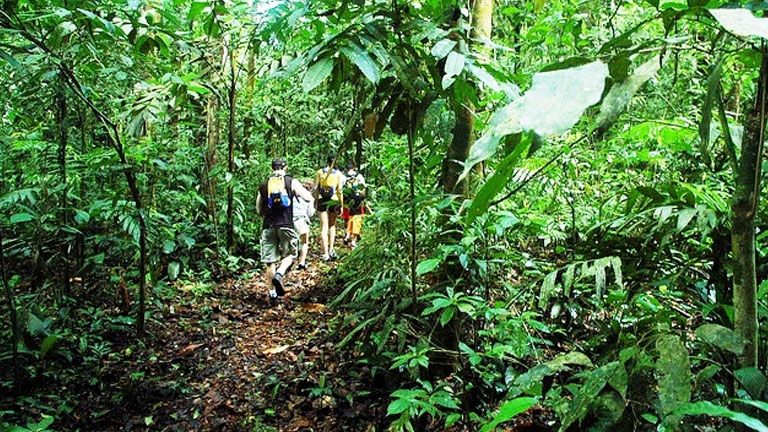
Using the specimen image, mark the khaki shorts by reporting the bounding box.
[294,217,310,236]
[260,227,299,263]
[347,214,364,235]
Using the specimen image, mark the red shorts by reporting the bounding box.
[341,207,350,221]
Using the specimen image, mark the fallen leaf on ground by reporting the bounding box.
[263,345,290,355]
[300,303,327,312]
[177,343,205,356]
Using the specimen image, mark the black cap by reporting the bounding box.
[272,158,287,169]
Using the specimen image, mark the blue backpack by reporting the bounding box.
[267,176,291,209]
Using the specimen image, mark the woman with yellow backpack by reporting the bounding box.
[314,153,344,261]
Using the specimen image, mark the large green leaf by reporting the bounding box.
[341,43,380,84]
[559,362,625,431]
[302,56,335,92]
[431,39,457,59]
[597,55,662,128]
[695,323,746,355]
[40,334,60,358]
[710,9,768,39]
[461,61,607,180]
[514,351,594,395]
[168,262,181,281]
[698,59,723,165]
[10,212,36,223]
[735,367,767,399]
[442,51,466,89]
[416,258,442,276]
[466,134,529,224]
[656,335,691,427]
[480,397,537,432]
[519,61,608,136]
[673,401,768,432]
[0,49,23,71]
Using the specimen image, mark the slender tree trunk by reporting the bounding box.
[243,49,255,158]
[439,0,492,195]
[226,46,237,254]
[407,105,417,303]
[732,49,767,370]
[77,111,88,276]
[56,84,71,297]
[205,94,219,221]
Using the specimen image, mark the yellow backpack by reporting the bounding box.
[318,168,339,200]
[267,176,290,208]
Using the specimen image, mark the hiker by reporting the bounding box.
[344,165,368,249]
[256,158,314,306]
[314,153,344,261]
[293,180,315,270]
[342,163,366,246]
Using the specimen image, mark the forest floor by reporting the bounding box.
[2,248,391,431]
[88,250,389,431]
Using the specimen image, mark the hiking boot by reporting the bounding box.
[322,255,331,262]
[329,249,338,260]
[272,272,285,296]
[297,263,307,270]
[269,294,279,307]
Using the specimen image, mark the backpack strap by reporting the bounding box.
[284,175,294,199]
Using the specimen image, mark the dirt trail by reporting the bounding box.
[125,254,383,432]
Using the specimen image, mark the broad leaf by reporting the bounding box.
[519,61,608,136]
[10,213,35,223]
[445,51,465,77]
[416,258,442,275]
[657,335,691,426]
[710,9,768,40]
[597,55,662,128]
[341,43,380,84]
[515,351,594,395]
[695,323,746,355]
[466,134,529,224]
[699,59,723,164]
[40,334,59,358]
[735,367,767,399]
[431,39,457,59]
[673,401,768,431]
[467,62,502,92]
[480,397,537,432]
[461,61,607,179]
[559,362,625,431]
[168,262,181,281]
[0,49,23,71]
[302,56,335,92]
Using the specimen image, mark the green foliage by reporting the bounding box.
[4,0,768,430]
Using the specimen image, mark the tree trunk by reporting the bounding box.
[226,46,237,254]
[205,94,219,222]
[77,110,88,276]
[243,49,255,158]
[439,0,492,195]
[56,84,71,297]
[432,0,494,374]
[732,50,767,371]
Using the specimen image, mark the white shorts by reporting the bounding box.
[293,217,310,236]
